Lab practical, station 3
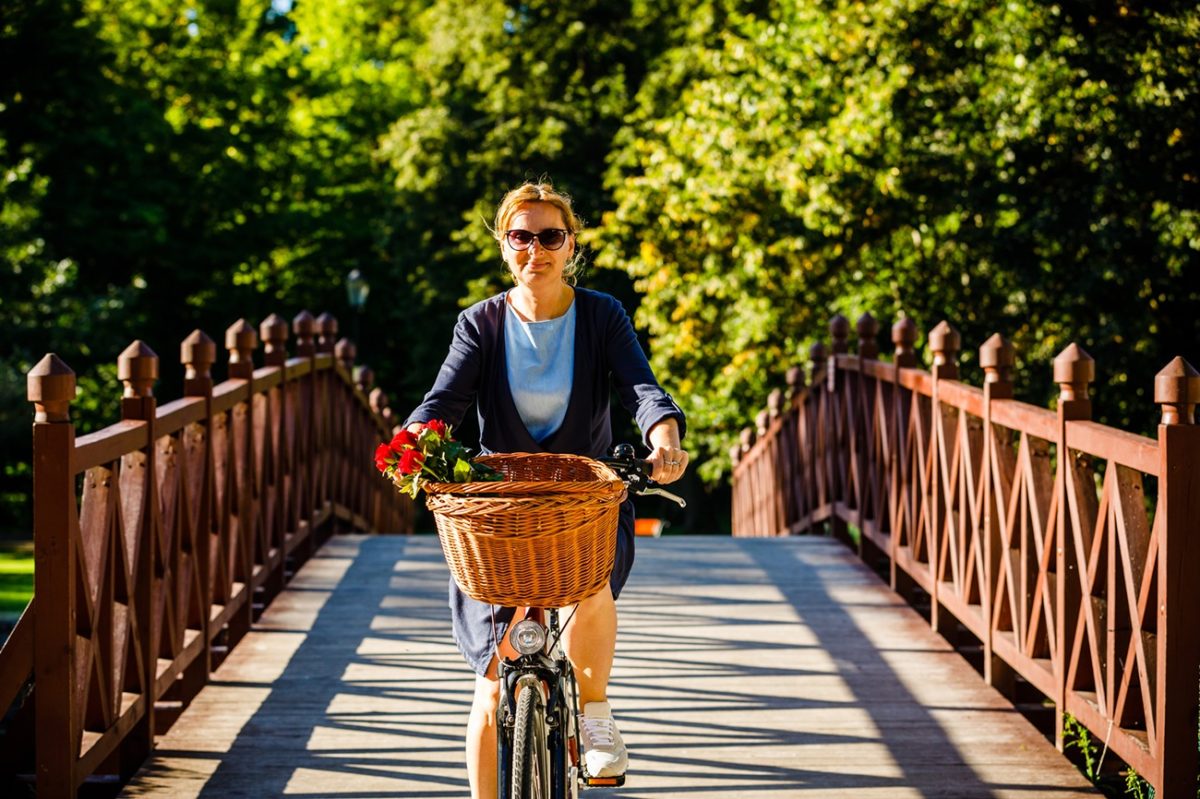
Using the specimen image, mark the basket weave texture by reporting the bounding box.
[424,453,627,607]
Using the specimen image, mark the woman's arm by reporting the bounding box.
[646,417,688,485]
[604,297,688,483]
[403,311,482,431]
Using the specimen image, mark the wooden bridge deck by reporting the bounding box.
[119,535,1096,798]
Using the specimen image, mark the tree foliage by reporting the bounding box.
[598,0,1199,480]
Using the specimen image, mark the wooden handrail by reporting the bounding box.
[732,315,1200,798]
[0,312,413,796]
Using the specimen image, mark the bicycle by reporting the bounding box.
[490,444,686,799]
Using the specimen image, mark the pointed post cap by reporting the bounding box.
[226,318,258,359]
[729,443,742,467]
[355,365,375,392]
[768,388,785,418]
[830,314,850,353]
[786,365,806,397]
[928,321,960,358]
[261,313,289,363]
[260,314,288,345]
[1053,343,1094,402]
[316,312,338,353]
[118,340,159,398]
[1155,356,1200,425]
[928,321,961,377]
[181,329,216,380]
[809,341,828,383]
[369,387,388,414]
[979,333,1015,389]
[892,317,918,367]
[739,426,756,453]
[856,312,879,359]
[756,408,770,435]
[28,354,76,422]
[335,337,356,368]
[292,309,315,337]
[293,310,316,356]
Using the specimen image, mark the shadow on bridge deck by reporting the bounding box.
[120,535,1096,799]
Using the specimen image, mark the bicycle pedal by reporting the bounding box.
[582,774,626,788]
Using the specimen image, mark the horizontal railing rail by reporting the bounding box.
[732,313,1199,798]
[0,310,414,796]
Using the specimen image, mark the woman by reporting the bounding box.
[403,181,687,799]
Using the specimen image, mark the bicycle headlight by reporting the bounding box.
[510,619,547,655]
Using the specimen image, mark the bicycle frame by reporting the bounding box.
[497,608,582,799]
[494,446,685,798]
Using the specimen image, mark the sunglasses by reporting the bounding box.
[504,228,570,251]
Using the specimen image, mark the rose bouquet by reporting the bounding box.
[375,419,503,498]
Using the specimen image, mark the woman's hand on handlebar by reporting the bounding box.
[646,418,688,484]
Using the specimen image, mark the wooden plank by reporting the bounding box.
[120,536,1096,798]
[153,397,207,439]
[73,420,148,474]
[1065,421,1158,476]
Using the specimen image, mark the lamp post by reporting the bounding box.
[345,269,370,343]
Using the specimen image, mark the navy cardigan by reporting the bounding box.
[405,288,685,456]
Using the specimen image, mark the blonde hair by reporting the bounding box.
[492,181,585,284]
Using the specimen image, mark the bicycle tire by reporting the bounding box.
[511,681,551,799]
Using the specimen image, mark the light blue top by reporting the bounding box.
[504,297,576,442]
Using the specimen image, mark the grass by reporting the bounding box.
[0,545,34,618]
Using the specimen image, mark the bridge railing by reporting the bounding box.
[0,310,413,796]
[732,313,1199,798]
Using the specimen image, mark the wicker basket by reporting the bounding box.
[424,453,627,607]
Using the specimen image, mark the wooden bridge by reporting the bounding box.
[0,309,1195,797]
[123,534,1092,798]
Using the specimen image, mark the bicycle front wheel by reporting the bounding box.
[511,679,551,799]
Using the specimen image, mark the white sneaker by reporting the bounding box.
[579,701,628,778]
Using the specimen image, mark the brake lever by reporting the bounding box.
[601,445,687,508]
[639,486,687,508]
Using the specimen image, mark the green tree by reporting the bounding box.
[600,0,1200,481]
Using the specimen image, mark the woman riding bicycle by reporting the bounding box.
[403,180,688,799]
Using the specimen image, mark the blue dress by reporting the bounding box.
[405,287,685,675]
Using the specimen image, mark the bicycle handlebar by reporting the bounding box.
[599,444,687,508]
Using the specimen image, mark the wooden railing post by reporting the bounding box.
[260,314,289,597]
[314,314,338,526]
[28,354,78,798]
[828,315,850,545]
[117,341,160,771]
[890,318,918,590]
[336,338,356,377]
[855,314,878,543]
[180,330,216,695]
[226,319,257,381]
[1153,356,1200,798]
[856,312,879,360]
[785,368,805,530]
[928,320,960,636]
[1052,342,1093,750]
[293,310,317,556]
[980,333,1015,693]
[225,319,258,635]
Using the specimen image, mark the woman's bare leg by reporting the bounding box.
[466,608,526,799]
[560,588,617,706]
[466,671,500,799]
[467,593,618,796]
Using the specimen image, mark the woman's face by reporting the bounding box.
[501,202,574,291]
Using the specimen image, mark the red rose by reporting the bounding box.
[399,448,424,475]
[374,442,392,472]
[390,429,418,453]
[425,419,448,437]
